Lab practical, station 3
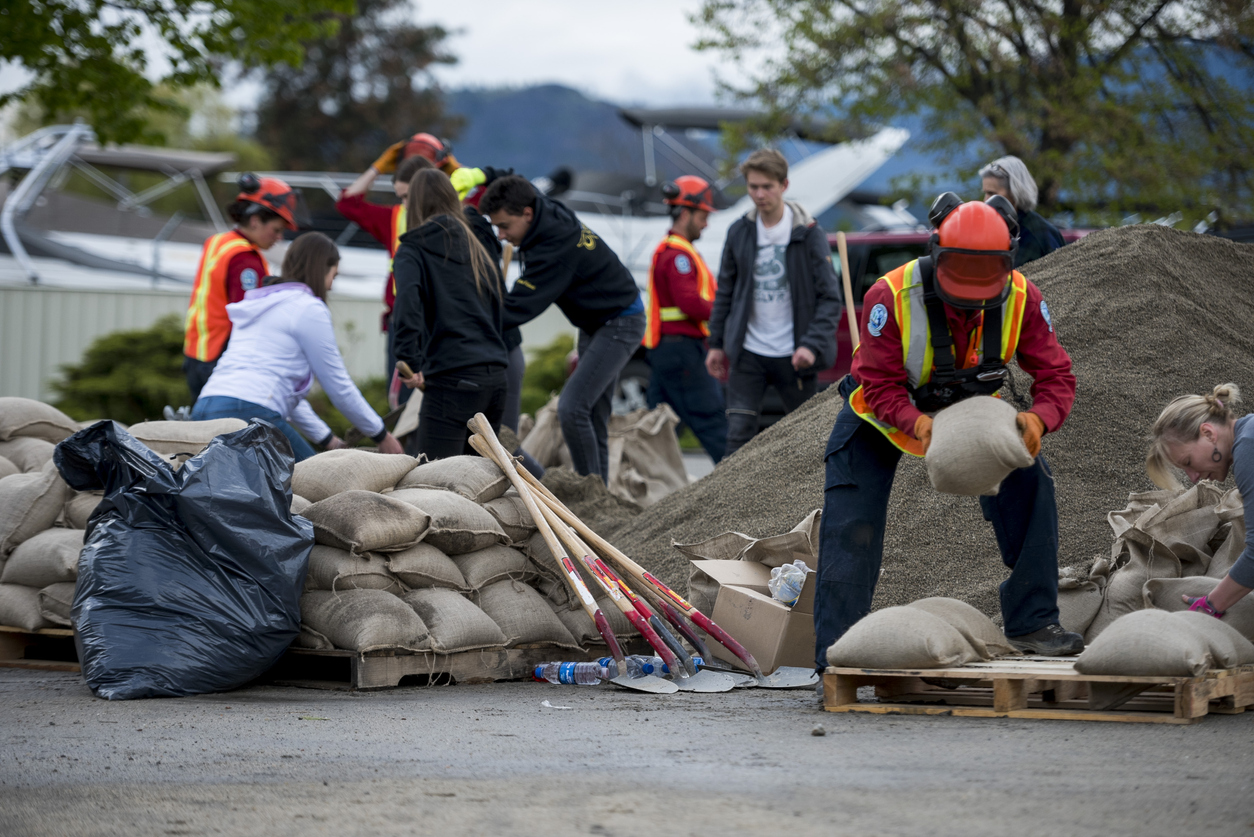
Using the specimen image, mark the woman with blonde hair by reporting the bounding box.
[1146,383,1254,617]
[391,168,509,459]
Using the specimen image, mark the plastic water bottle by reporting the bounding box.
[598,655,705,677]
[533,662,607,685]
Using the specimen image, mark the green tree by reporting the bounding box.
[694,0,1254,223]
[254,0,457,171]
[1,0,354,145]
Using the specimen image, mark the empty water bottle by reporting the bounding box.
[533,662,607,685]
[598,655,704,677]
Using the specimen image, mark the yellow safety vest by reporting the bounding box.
[643,234,716,349]
[184,231,269,362]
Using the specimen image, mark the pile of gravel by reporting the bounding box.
[540,466,642,538]
[615,225,1254,617]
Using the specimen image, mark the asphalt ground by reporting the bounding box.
[2,667,1252,836]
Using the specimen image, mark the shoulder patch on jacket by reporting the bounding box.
[240,268,259,291]
[1040,300,1053,332]
[674,254,692,274]
[868,303,888,337]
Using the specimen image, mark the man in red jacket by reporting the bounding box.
[643,176,727,462]
[815,194,1082,669]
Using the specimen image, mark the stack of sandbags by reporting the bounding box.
[1075,609,1254,676]
[0,399,82,631]
[292,452,588,656]
[524,528,644,646]
[826,597,1019,669]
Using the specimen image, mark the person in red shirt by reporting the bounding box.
[643,176,728,462]
[815,194,1082,671]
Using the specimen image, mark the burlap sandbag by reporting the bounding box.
[453,544,533,589]
[535,575,571,610]
[1,528,84,587]
[1143,577,1254,641]
[475,579,580,649]
[290,494,312,516]
[826,606,981,669]
[386,543,467,589]
[1057,579,1105,636]
[482,494,536,544]
[0,456,18,481]
[1172,610,1254,668]
[63,491,103,529]
[605,404,689,508]
[906,597,1017,659]
[674,509,821,569]
[0,463,72,555]
[0,398,79,443]
[401,587,506,653]
[1206,520,1245,580]
[520,395,566,468]
[302,490,430,554]
[292,450,419,503]
[396,455,509,504]
[553,602,602,646]
[549,597,638,645]
[0,583,52,631]
[1074,609,1212,677]
[300,589,430,652]
[127,418,248,457]
[390,488,508,555]
[925,396,1034,496]
[0,437,55,473]
[293,624,335,650]
[304,545,403,593]
[38,581,75,627]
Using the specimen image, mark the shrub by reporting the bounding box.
[520,333,574,417]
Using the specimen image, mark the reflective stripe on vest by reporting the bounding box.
[643,234,716,349]
[849,259,1029,457]
[388,204,407,295]
[183,231,268,362]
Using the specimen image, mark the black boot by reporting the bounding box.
[1008,623,1084,656]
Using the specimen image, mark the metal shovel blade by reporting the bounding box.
[609,674,678,694]
[723,672,758,688]
[672,669,736,693]
[757,666,820,690]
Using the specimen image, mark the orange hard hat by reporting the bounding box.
[662,175,715,213]
[928,193,1018,308]
[405,132,448,164]
[236,173,301,231]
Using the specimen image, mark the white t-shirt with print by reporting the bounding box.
[742,204,795,358]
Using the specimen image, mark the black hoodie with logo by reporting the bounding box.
[391,214,509,378]
[503,194,639,335]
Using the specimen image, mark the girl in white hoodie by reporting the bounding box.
[193,233,404,460]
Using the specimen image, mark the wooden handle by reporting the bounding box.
[836,231,859,352]
[501,242,514,278]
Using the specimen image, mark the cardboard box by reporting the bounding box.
[709,585,816,672]
[692,559,815,614]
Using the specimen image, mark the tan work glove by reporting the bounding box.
[371,140,407,174]
[914,414,933,455]
[1017,412,1045,458]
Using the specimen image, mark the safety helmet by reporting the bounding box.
[236,173,302,231]
[404,132,449,165]
[927,192,1019,309]
[661,175,716,213]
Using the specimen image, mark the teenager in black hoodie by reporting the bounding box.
[482,175,644,483]
[392,169,509,459]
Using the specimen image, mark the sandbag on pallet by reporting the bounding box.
[453,544,533,589]
[475,579,580,649]
[304,546,403,593]
[401,587,506,653]
[906,597,1017,658]
[127,419,247,456]
[925,396,1034,496]
[0,437,55,473]
[290,494,312,516]
[0,398,79,443]
[38,582,76,627]
[64,491,104,529]
[0,528,83,587]
[386,543,467,590]
[1143,577,1254,641]
[1057,578,1105,636]
[0,583,52,631]
[1075,610,1215,677]
[292,449,419,503]
[302,490,430,555]
[0,461,71,555]
[390,488,508,555]
[397,455,510,504]
[826,606,982,669]
[301,589,430,652]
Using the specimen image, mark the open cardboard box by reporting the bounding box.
[696,559,816,673]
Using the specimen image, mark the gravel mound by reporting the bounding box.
[540,466,642,538]
[614,225,1254,616]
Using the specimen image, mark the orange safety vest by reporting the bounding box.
[643,234,716,349]
[183,231,269,362]
[848,259,1029,457]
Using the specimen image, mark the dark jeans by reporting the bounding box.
[504,344,525,432]
[647,336,728,463]
[561,312,647,482]
[410,364,507,460]
[191,395,316,461]
[813,407,1062,669]
[725,350,816,456]
[183,355,217,404]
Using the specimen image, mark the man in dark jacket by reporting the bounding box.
[706,149,844,456]
[482,175,645,483]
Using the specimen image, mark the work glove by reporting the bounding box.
[481,165,514,186]
[914,414,933,455]
[1016,411,1045,458]
[1185,595,1225,618]
[450,166,487,198]
[371,140,406,174]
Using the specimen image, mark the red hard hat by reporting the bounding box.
[933,200,1014,306]
[405,132,447,164]
[236,174,300,231]
[662,175,715,213]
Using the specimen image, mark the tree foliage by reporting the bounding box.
[254,0,457,171]
[1,0,354,145]
[694,0,1254,222]
[521,334,575,417]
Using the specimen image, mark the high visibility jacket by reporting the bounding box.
[184,231,269,362]
[849,259,1029,457]
[389,204,407,296]
[643,234,716,349]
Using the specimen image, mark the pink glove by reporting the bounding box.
[1185,595,1225,618]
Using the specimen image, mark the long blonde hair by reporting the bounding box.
[1146,383,1242,488]
[405,168,501,300]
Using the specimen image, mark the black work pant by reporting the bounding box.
[646,336,728,463]
[725,350,816,456]
[408,364,507,460]
[182,355,217,404]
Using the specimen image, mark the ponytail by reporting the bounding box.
[1146,383,1242,488]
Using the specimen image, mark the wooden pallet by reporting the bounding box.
[824,657,1254,724]
[0,625,80,672]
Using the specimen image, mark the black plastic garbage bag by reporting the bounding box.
[54,420,313,700]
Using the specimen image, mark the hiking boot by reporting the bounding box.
[1008,623,1085,656]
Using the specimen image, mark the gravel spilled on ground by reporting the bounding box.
[614,225,1254,616]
